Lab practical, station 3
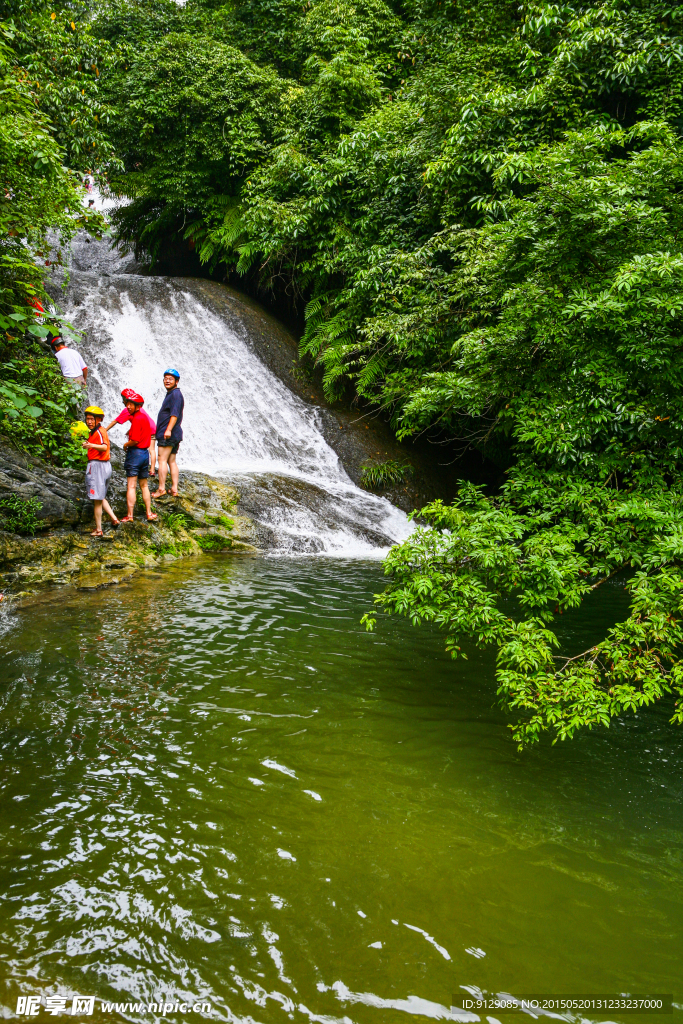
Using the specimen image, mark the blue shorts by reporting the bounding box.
[124,447,149,479]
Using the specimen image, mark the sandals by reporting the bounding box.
[150,490,167,499]
[119,515,135,524]
[90,529,104,538]
[110,518,120,529]
[147,513,158,521]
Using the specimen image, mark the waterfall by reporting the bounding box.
[59,230,412,555]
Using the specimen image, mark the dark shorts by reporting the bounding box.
[156,437,180,455]
[124,447,150,479]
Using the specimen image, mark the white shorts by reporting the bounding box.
[86,460,112,500]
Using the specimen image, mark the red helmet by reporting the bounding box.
[121,388,144,405]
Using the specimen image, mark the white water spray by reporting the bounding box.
[62,245,412,555]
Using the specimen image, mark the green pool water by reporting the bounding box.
[0,556,681,1023]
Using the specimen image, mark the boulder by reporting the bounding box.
[0,446,84,526]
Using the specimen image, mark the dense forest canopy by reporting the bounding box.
[3,0,683,743]
[0,0,115,461]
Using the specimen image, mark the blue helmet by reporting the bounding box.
[163,367,180,379]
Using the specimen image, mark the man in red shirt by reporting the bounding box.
[119,393,157,523]
[106,388,158,476]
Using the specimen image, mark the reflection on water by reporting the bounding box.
[0,558,681,1023]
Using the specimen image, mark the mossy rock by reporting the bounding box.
[195,530,233,552]
[0,444,258,599]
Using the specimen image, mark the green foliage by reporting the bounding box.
[153,538,194,558]
[365,481,683,747]
[0,493,42,534]
[0,376,43,421]
[207,512,234,530]
[162,508,234,535]
[100,29,286,265]
[0,3,114,466]
[164,509,194,533]
[94,0,683,742]
[0,4,113,273]
[57,433,89,469]
[0,0,119,175]
[215,0,308,77]
[0,358,87,465]
[91,0,185,50]
[0,19,106,342]
[196,532,233,551]
[360,459,413,490]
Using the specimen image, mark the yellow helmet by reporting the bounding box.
[84,405,104,417]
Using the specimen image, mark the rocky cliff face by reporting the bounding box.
[0,441,257,601]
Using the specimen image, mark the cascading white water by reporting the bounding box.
[79,282,348,479]
[61,238,412,555]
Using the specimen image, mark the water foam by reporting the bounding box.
[63,264,411,555]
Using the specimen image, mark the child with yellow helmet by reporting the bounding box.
[83,406,119,536]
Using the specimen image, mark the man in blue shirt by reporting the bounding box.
[151,368,184,498]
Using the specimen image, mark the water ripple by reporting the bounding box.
[0,559,681,1021]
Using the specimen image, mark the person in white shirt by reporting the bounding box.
[51,337,88,386]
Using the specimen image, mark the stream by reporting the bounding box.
[0,559,682,1022]
[4,223,680,1021]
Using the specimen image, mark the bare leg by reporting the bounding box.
[93,500,103,532]
[156,446,170,494]
[140,479,153,517]
[169,452,179,495]
[149,439,156,476]
[102,498,118,523]
[126,477,137,517]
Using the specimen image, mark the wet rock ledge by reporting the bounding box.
[0,441,257,600]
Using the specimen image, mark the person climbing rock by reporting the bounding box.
[152,368,183,499]
[106,388,158,477]
[83,406,119,537]
[119,392,157,524]
[51,336,88,387]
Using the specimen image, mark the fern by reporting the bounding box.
[360,460,414,491]
[236,241,260,275]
